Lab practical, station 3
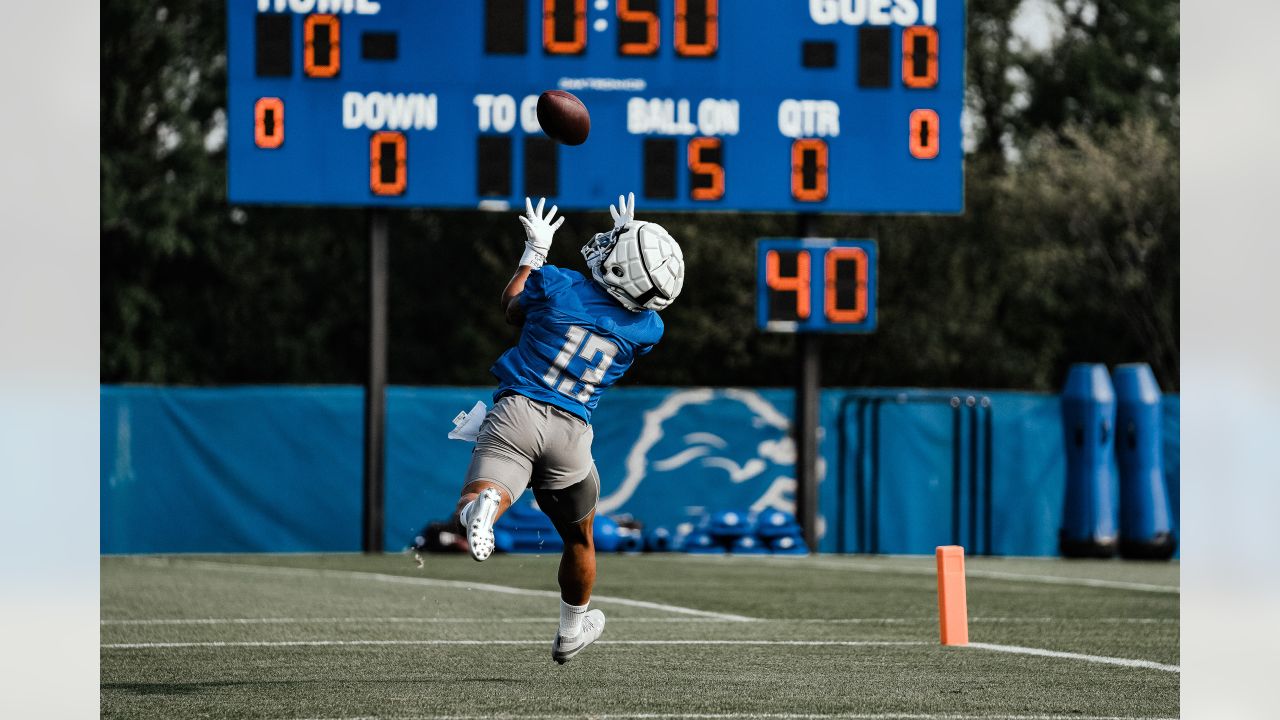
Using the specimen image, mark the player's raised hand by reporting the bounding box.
[610,192,636,230]
[518,197,563,268]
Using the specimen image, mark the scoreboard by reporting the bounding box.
[228,1,964,213]
[757,238,877,333]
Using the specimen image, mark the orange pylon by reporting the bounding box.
[936,545,969,646]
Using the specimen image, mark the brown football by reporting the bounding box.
[536,90,590,146]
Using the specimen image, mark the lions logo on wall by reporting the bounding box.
[595,388,826,539]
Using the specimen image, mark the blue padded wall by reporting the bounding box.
[101,386,1179,556]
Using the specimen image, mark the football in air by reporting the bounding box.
[536,90,591,146]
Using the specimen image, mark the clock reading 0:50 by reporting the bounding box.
[544,0,718,57]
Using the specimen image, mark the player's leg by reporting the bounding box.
[535,459,604,664]
[454,480,513,526]
[554,506,595,605]
[455,396,539,561]
[532,470,600,590]
[454,480,513,561]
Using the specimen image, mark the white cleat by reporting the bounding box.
[461,487,501,562]
[551,609,606,665]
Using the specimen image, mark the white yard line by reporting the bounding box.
[966,642,1179,673]
[102,639,928,649]
[283,713,1178,720]
[972,617,1176,624]
[101,617,559,626]
[958,569,1177,594]
[113,559,1176,674]
[796,558,1179,594]
[100,638,1177,675]
[160,559,754,622]
[101,616,1176,626]
[124,555,1178,594]
[679,555,1179,594]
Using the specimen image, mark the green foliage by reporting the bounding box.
[997,116,1179,386]
[101,0,224,380]
[102,0,367,383]
[101,0,1180,390]
[1018,0,1179,135]
[966,0,1023,159]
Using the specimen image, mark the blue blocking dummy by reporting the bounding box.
[1060,364,1119,557]
[1112,364,1176,560]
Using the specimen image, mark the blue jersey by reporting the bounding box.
[491,265,663,423]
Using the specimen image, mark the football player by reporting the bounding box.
[453,193,684,664]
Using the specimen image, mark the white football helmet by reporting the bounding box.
[581,221,685,312]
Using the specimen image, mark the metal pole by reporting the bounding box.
[796,332,821,552]
[794,213,819,552]
[982,397,993,556]
[950,396,962,547]
[869,398,882,554]
[363,210,389,554]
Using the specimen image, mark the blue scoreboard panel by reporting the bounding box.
[228,1,964,212]
[757,238,877,333]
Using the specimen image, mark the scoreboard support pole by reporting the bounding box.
[795,214,820,553]
[796,332,821,552]
[362,209,389,554]
[761,234,877,553]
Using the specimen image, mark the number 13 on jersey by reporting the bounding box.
[756,238,878,334]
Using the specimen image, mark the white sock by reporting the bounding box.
[559,599,588,639]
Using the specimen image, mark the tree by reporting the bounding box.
[967,0,1024,160]
[1018,0,1179,136]
[997,116,1179,387]
[102,0,368,384]
[102,0,225,380]
[101,1,1180,391]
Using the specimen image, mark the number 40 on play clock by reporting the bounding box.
[756,238,878,334]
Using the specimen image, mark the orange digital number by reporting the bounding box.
[543,0,586,55]
[687,137,724,201]
[370,131,406,196]
[902,26,938,89]
[766,250,811,320]
[304,14,341,78]
[618,0,659,56]
[824,247,869,323]
[675,0,718,57]
[254,97,284,149]
[909,109,940,160]
[791,139,828,202]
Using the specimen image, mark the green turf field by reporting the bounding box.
[101,553,1178,719]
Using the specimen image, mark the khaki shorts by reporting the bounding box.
[464,393,600,525]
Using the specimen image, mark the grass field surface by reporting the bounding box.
[101,553,1178,719]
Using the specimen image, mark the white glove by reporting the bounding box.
[518,196,563,269]
[609,192,636,230]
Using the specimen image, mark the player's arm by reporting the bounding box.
[501,267,531,326]
[506,197,563,326]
